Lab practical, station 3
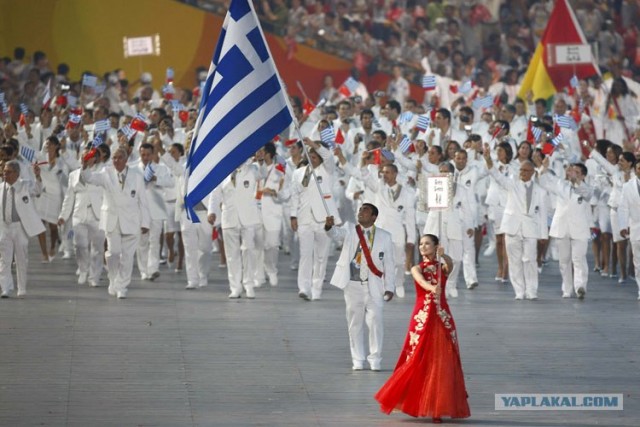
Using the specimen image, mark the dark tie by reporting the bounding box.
[301,166,311,187]
[525,182,533,212]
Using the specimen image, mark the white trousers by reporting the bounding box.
[506,233,538,298]
[462,232,478,285]
[344,280,384,368]
[556,237,589,296]
[73,220,105,283]
[106,231,139,292]
[222,225,259,294]
[136,219,163,277]
[440,234,462,291]
[180,218,213,288]
[263,227,281,282]
[297,222,330,299]
[393,242,406,289]
[630,240,640,295]
[0,223,29,294]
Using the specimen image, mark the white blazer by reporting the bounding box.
[539,173,593,240]
[82,165,151,234]
[328,222,396,296]
[488,167,548,239]
[259,163,290,231]
[0,179,46,237]
[59,168,103,225]
[618,177,640,240]
[215,163,261,229]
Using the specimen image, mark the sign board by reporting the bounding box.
[123,34,161,58]
[426,173,453,211]
[548,44,592,66]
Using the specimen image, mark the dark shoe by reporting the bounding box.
[298,292,310,301]
[149,271,160,281]
[577,287,585,300]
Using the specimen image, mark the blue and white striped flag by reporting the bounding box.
[398,135,412,153]
[399,111,414,124]
[320,126,336,148]
[554,114,578,131]
[551,132,564,146]
[144,162,156,182]
[340,77,359,96]
[472,95,494,110]
[422,75,436,90]
[2,102,9,115]
[82,74,97,88]
[372,115,382,129]
[67,95,78,107]
[185,0,293,222]
[0,93,4,104]
[20,145,36,163]
[170,100,185,111]
[415,114,431,131]
[20,103,29,115]
[119,124,136,140]
[94,119,110,133]
[531,126,542,141]
[92,133,105,147]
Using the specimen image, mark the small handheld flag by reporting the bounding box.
[554,114,578,131]
[130,113,148,132]
[399,111,414,124]
[339,77,359,97]
[320,127,336,148]
[82,74,98,88]
[144,163,156,182]
[398,135,412,153]
[415,114,431,131]
[166,67,175,83]
[459,80,473,95]
[20,145,36,163]
[569,74,579,89]
[472,95,494,110]
[94,119,110,134]
[92,133,105,147]
[20,103,29,115]
[422,75,437,90]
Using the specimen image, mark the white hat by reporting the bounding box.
[141,72,153,84]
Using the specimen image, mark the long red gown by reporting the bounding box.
[375,258,470,419]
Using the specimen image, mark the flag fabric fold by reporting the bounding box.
[185,0,293,222]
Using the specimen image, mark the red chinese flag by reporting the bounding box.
[449,84,458,94]
[526,121,534,144]
[18,114,26,128]
[542,142,556,155]
[371,148,382,165]
[338,84,351,97]
[335,128,345,144]
[130,117,148,132]
[178,110,189,124]
[302,98,315,116]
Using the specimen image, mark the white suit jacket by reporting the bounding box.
[214,163,261,229]
[59,168,103,225]
[135,161,172,221]
[540,173,593,240]
[328,222,395,296]
[618,178,640,240]
[0,179,46,237]
[488,167,548,239]
[82,165,150,234]
[259,163,289,231]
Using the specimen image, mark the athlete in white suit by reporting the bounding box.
[618,161,640,300]
[325,203,395,371]
[81,147,151,299]
[58,145,105,288]
[0,160,46,297]
[539,161,593,299]
[483,147,548,299]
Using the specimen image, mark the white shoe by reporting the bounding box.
[62,252,73,259]
[447,287,458,298]
[198,281,208,288]
[140,273,149,281]
[78,272,88,285]
[245,287,255,299]
[290,264,298,271]
[16,290,26,298]
[404,270,411,276]
[562,293,571,298]
[89,280,100,288]
[228,292,241,299]
[268,274,278,287]
[116,291,127,299]
[0,291,9,298]
[218,264,227,269]
[185,284,197,290]
[108,286,116,296]
[514,295,523,300]
[395,285,405,298]
[254,280,264,288]
[467,282,479,290]
[483,244,496,257]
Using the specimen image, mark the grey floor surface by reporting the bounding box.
[0,240,639,427]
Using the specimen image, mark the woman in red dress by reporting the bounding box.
[375,234,470,423]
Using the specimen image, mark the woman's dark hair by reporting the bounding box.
[517,141,532,160]
[46,136,61,157]
[497,142,514,163]
[620,151,636,167]
[422,234,439,246]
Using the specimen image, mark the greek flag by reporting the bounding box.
[472,95,494,110]
[170,100,185,111]
[20,103,29,115]
[398,135,412,153]
[399,111,414,124]
[415,114,431,131]
[94,119,110,133]
[372,115,382,129]
[92,133,105,147]
[531,126,542,141]
[341,77,359,95]
[551,132,564,146]
[82,74,97,88]
[144,163,156,182]
[20,145,36,163]
[67,95,78,107]
[119,124,136,140]
[185,0,293,222]
[459,80,473,94]
[320,126,336,148]
[555,114,578,131]
[0,93,4,104]
[422,75,436,90]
